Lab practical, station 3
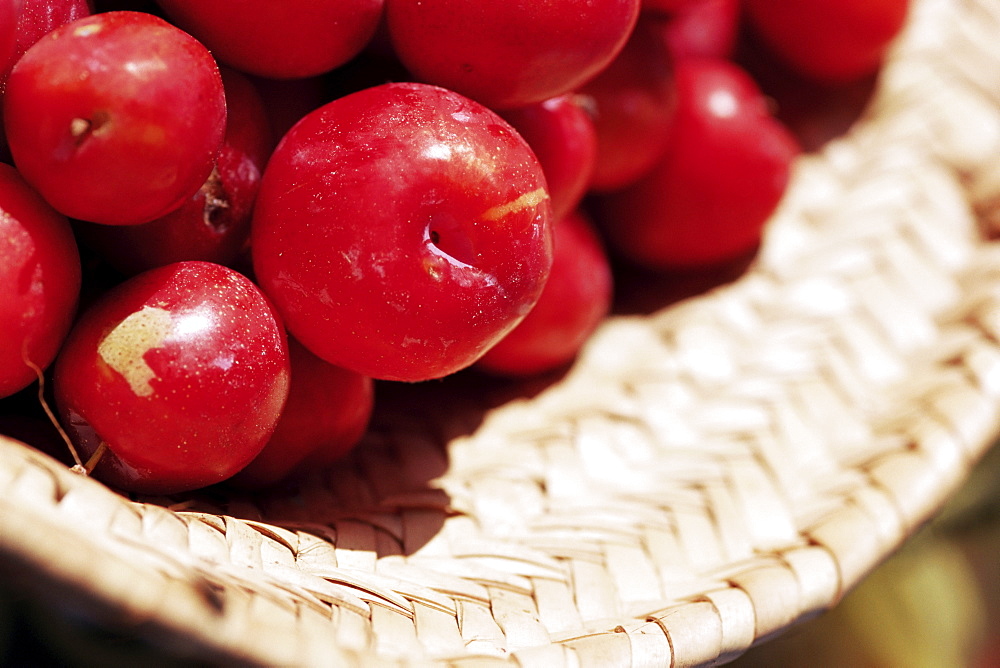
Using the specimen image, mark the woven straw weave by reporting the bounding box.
[3,0,1000,664]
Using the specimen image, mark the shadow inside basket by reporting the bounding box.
[164,371,515,555]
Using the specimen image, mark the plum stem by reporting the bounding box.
[82,441,109,476]
[23,347,84,471]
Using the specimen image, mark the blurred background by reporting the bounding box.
[732,440,1000,668]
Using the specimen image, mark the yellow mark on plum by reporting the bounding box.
[73,23,103,37]
[481,188,549,221]
[97,306,172,397]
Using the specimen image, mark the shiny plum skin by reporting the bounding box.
[1,0,89,96]
[251,82,553,383]
[0,163,81,398]
[642,0,701,12]
[3,11,226,225]
[231,338,374,490]
[75,141,260,275]
[0,1,20,79]
[75,68,272,275]
[215,66,275,172]
[598,58,799,269]
[656,0,739,61]
[744,0,910,84]
[500,95,598,221]
[477,210,613,378]
[385,0,641,109]
[11,0,91,64]
[0,0,22,152]
[155,0,384,79]
[0,0,89,156]
[580,15,678,193]
[52,261,290,495]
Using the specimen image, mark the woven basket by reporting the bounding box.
[4,0,1000,664]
